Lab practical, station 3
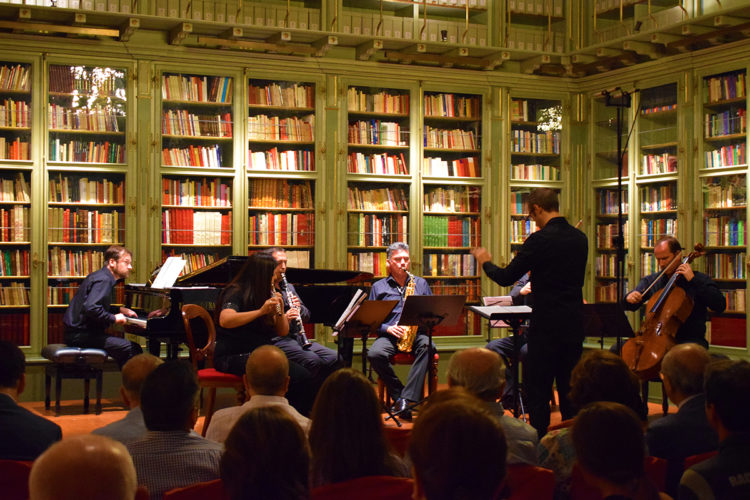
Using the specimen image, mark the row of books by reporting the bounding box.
[707,253,746,280]
[347,152,407,175]
[49,140,125,164]
[704,109,746,138]
[248,115,313,142]
[0,282,28,306]
[704,178,745,209]
[424,94,480,119]
[596,254,619,278]
[594,282,622,303]
[511,164,560,181]
[510,191,529,215]
[249,179,314,209]
[510,130,560,154]
[162,145,224,168]
[721,289,746,313]
[47,283,78,306]
[349,121,407,147]
[0,173,29,203]
[704,72,746,104]
[598,190,629,215]
[640,219,677,248]
[162,209,232,245]
[705,143,746,169]
[641,153,677,175]
[47,208,123,244]
[510,219,538,243]
[595,222,628,249]
[704,217,746,247]
[48,247,105,277]
[423,216,480,247]
[0,249,28,276]
[348,186,408,211]
[510,99,531,122]
[48,104,123,132]
[248,213,314,246]
[249,148,314,171]
[424,127,477,150]
[422,157,479,177]
[0,99,29,128]
[162,251,219,276]
[0,207,28,242]
[641,103,677,115]
[162,177,231,207]
[422,253,477,277]
[0,138,29,160]
[162,75,233,104]
[0,313,28,345]
[347,251,388,276]
[49,174,123,204]
[423,186,480,213]
[49,65,125,97]
[0,64,30,92]
[249,83,314,109]
[639,184,677,212]
[429,279,480,303]
[347,89,409,115]
[162,111,233,138]
[347,213,407,247]
[46,312,66,345]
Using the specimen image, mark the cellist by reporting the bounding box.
[623,236,726,349]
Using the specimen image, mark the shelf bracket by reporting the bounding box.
[713,15,749,28]
[680,24,715,36]
[595,47,623,58]
[650,33,682,46]
[622,40,660,59]
[520,54,552,74]
[266,31,291,44]
[222,27,243,40]
[18,8,30,20]
[169,22,193,45]
[312,35,338,57]
[119,18,139,42]
[355,39,383,61]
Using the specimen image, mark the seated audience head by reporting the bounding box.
[569,350,645,420]
[409,388,507,500]
[571,401,649,498]
[704,359,750,436]
[245,344,289,397]
[120,353,163,409]
[29,434,145,500]
[221,405,309,500]
[309,368,398,486]
[0,340,25,397]
[659,343,710,404]
[140,360,199,432]
[446,347,506,402]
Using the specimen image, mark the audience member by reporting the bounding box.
[409,389,507,500]
[92,353,163,444]
[308,368,407,487]
[646,343,717,497]
[206,345,309,442]
[572,402,667,500]
[221,405,310,500]
[538,350,645,498]
[679,359,750,500]
[0,340,61,461]
[447,347,538,465]
[127,360,222,499]
[29,434,147,500]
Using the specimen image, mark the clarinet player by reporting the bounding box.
[368,242,433,420]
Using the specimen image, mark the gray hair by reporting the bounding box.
[386,242,410,260]
[661,343,711,396]
[447,348,506,402]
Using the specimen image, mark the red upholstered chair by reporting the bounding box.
[163,478,227,500]
[310,476,414,500]
[383,425,412,457]
[0,459,33,500]
[569,456,669,500]
[645,455,668,492]
[377,351,439,406]
[684,450,718,469]
[181,304,245,436]
[502,464,555,500]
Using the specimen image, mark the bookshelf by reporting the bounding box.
[346,85,412,276]
[0,61,31,346]
[506,0,566,54]
[46,63,130,345]
[593,186,629,303]
[592,0,682,45]
[160,71,235,270]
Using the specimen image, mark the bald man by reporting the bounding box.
[206,345,310,443]
[92,354,163,444]
[29,434,147,500]
[647,343,718,497]
[447,347,538,465]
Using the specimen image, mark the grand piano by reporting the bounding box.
[124,255,373,359]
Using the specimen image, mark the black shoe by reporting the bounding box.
[391,398,412,421]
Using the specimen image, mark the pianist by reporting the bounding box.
[63,245,143,369]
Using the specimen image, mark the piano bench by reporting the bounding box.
[41,344,108,416]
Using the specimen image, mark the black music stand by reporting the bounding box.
[387,294,466,421]
[336,300,398,376]
[582,303,633,350]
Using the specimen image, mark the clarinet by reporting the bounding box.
[279,273,312,350]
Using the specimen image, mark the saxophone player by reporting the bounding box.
[368,242,433,420]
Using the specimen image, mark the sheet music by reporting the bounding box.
[469,305,532,319]
[333,289,366,332]
[150,257,186,289]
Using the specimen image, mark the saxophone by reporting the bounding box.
[396,272,418,352]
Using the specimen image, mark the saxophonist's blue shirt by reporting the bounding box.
[368,274,432,336]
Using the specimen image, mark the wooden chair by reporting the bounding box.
[311,476,414,500]
[376,351,439,406]
[0,459,33,500]
[502,464,555,500]
[181,304,245,436]
[163,479,227,500]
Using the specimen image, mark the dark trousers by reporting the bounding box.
[65,331,142,369]
[273,335,342,383]
[525,337,582,439]
[486,332,528,408]
[368,333,434,403]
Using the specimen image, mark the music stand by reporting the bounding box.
[388,294,466,420]
[337,300,398,376]
[581,303,633,350]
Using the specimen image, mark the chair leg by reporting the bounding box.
[55,371,62,416]
[83,376,91,414]
[661,380,669,416]
[377,378,387,406]
[96,370,103,415]
[202,387,217,437]
[44,370,51,410]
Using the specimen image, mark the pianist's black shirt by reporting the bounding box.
[63,266,118,335]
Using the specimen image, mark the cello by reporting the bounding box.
[621,244,706,380]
